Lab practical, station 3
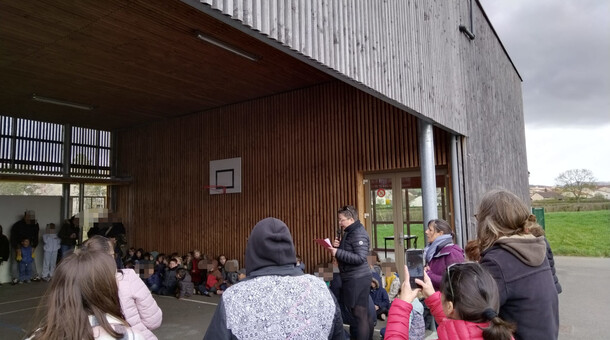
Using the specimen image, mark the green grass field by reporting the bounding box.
[372,224,425,251]
[545,209,610,257]
[372,210,609,257]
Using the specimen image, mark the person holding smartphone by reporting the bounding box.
[327,205,372,340]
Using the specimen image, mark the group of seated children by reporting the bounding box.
[125,248,245,299]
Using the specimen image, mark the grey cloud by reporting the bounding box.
[481,0,610,127]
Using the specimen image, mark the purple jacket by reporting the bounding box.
[426,243,464,290]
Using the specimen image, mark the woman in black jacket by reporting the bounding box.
[329,205,372,340]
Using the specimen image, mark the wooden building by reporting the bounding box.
[0,0,528,272]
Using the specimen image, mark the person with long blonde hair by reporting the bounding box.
[476,189,558,340]
[27,250,142,339]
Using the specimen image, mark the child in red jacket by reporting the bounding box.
[385,263,515,340]
[205,259,224,295]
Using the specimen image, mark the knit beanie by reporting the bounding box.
[245,217,297,275]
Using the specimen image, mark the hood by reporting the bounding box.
[494,234,547,266]
[371,276,380,289]
[245,217,297,275]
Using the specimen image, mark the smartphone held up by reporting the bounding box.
[406,249,424,289]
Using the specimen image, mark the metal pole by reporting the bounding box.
[451,135,464,247]
[418,119,438,244]
[61,124,72,220]
[78,182,85,245]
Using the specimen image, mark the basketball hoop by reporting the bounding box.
[204,185,227,194]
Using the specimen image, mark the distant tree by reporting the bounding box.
[555,169,596,201]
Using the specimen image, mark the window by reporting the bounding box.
[0,115,112,178]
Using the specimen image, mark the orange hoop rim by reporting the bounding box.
[204,185,227,194]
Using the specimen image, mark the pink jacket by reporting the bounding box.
[116,269,163,340]
[385,292,512,340]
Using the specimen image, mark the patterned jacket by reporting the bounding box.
[203,266,344,340]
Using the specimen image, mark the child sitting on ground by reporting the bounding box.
[223,259,239,288]
[370,276,390,320]
[296,254,305,273]
[158,257,179,296]
[205,259,224,295]
[381,261,401,302]
[237,268,246,281]
[124,247,136,264]
[146,253,166,293]
[183,252,193,272]
[314,261,334,286]
[384,263,515,340]
[176,268,194,299]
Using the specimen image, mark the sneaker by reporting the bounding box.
[32,276,41,282]
[18,280,24,284]
[25,280,31,284]
[202,291,210,297]
[11,279,18,286]
[42,277,51,282]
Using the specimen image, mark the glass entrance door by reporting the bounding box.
[364,171,449,271]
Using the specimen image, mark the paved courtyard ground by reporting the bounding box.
[0,256,606,339]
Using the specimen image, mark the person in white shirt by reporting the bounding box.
[41,223,61,281]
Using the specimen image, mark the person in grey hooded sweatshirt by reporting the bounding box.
[476,189,559,340]
[203,217,344,340]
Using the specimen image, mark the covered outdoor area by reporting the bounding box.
[1,0,459,272]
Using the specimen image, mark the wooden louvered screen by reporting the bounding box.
[114,81,449,272]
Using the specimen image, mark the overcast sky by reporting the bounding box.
[479,0,610,185]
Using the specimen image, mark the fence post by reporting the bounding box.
[531,207,546,230]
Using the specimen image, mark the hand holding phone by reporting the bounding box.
[398,265,421,303]
[416,271,435,298]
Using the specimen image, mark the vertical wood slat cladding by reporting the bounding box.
[115,81,448,272]
[199,0,503,135]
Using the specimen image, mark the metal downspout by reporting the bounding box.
[418,120,438,244]
[451,135,463,247]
